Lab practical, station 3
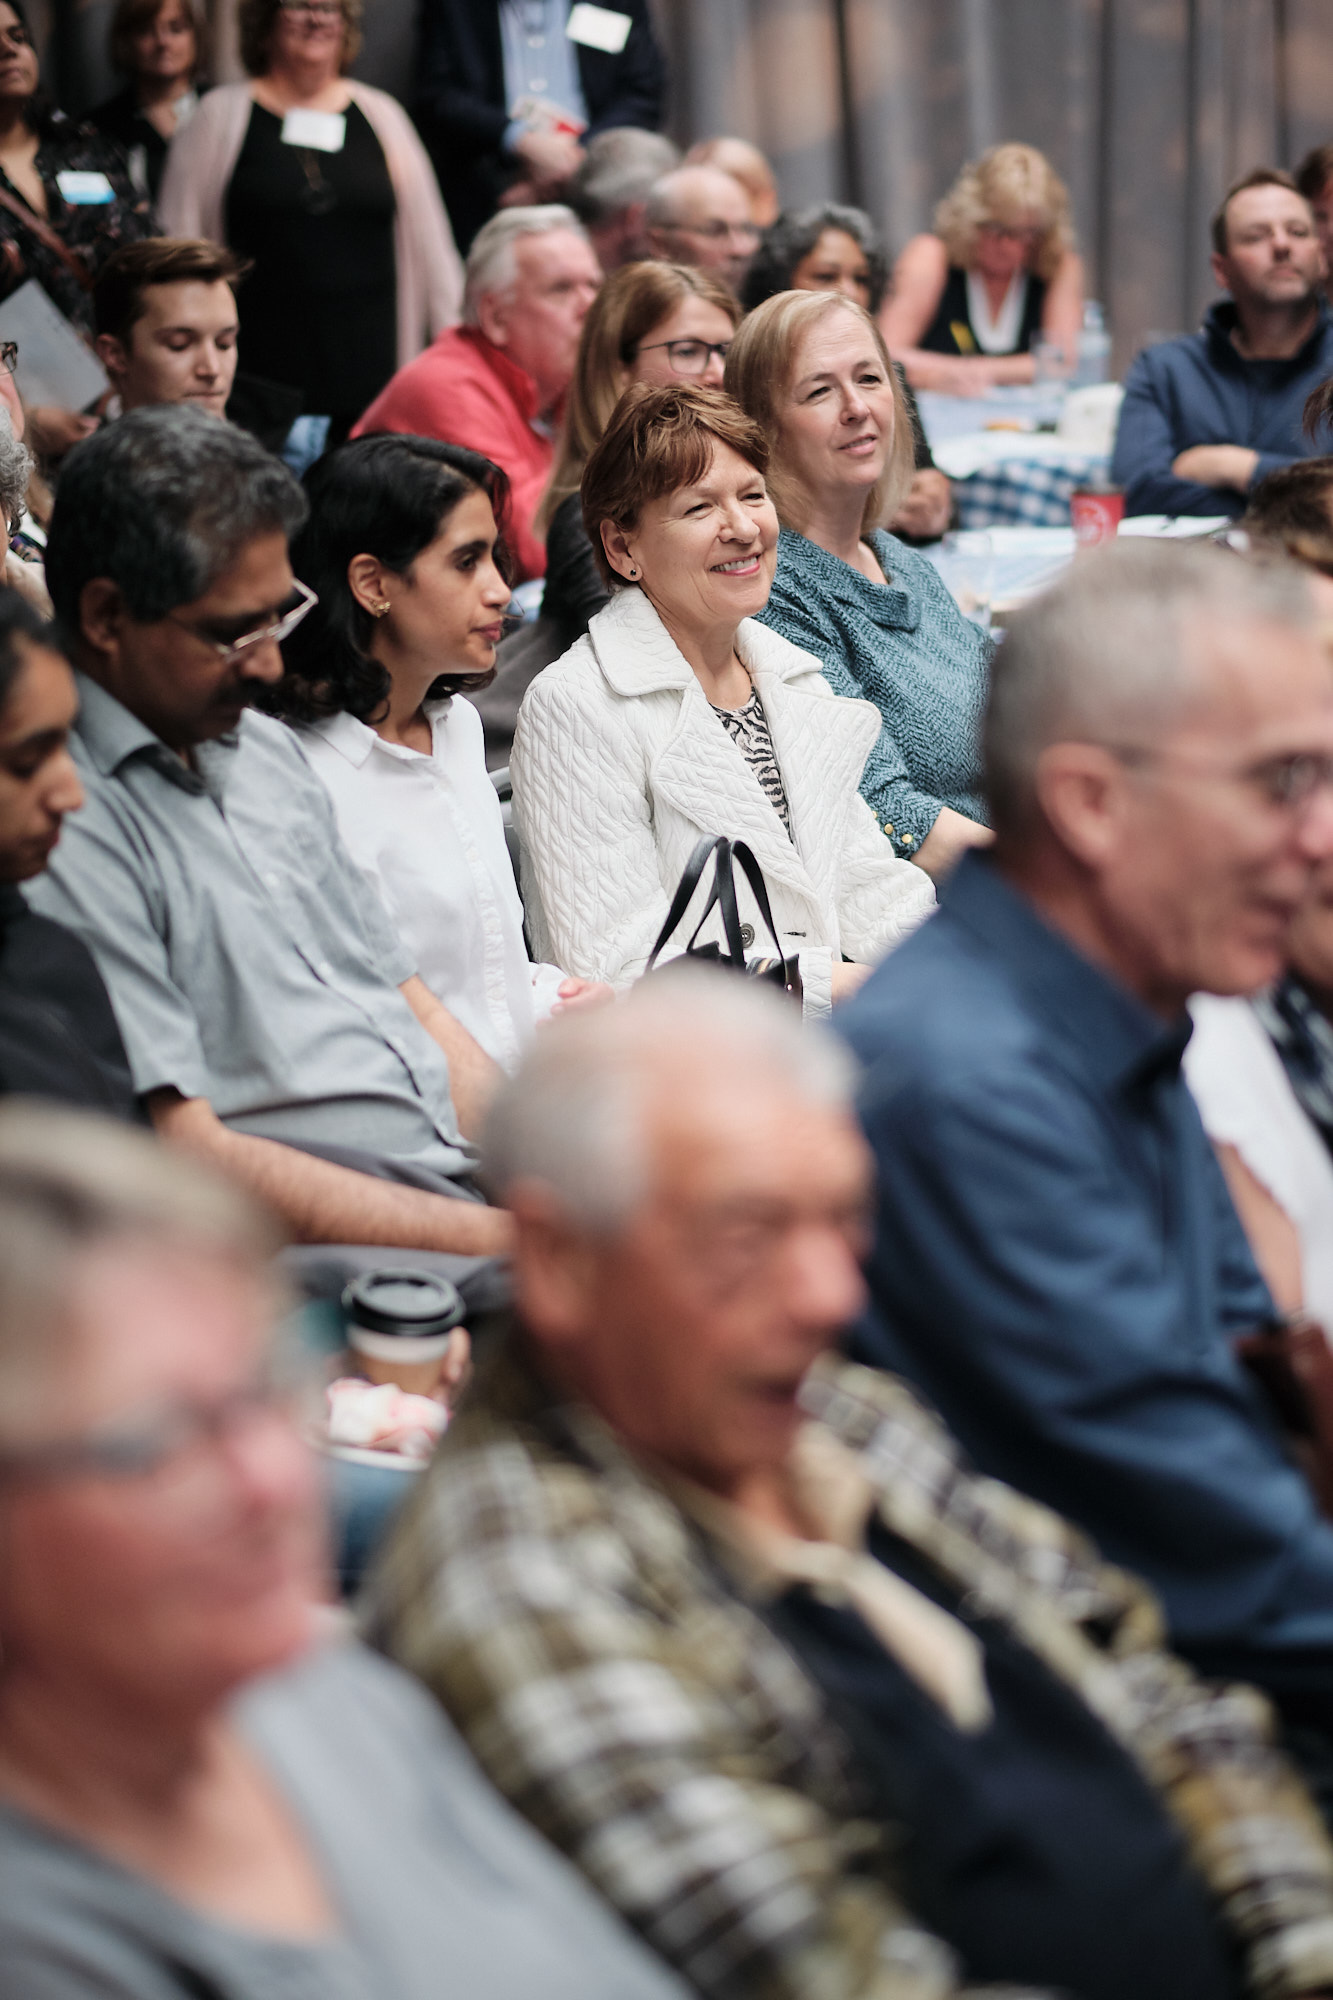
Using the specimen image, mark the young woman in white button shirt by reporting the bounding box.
[271,434,607,1070]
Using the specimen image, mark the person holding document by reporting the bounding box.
[160,0,462,452]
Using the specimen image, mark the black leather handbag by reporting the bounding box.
[644,835,803,1004]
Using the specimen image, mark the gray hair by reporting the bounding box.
[44,405,307,633]
[481,968,855,1233]
[567,128,681,226]
[0,405,32,534]
[0,1104,279,1436]
[463,204,587,325]
[983,540,1315,838]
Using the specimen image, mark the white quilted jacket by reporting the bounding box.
[510,587,936,1018]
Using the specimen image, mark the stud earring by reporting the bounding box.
[628,566,639,579]
[372,601,390,617]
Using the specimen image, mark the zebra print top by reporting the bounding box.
[710,687,793,839]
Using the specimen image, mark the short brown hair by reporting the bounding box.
[108,0,209,80]
[1210,168,1304,256]
[93,237,249,345]
[539,261,740,531]
[580,383,768,588]
[724,290,914,536]
[1240,457,1333,577]
[1296,144,1333,205]
[237,0,361,75]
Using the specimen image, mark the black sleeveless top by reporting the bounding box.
[919,263,1047,357]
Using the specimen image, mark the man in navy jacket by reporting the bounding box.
[1112,168,1333,517]
[416,0,666,252]
[837,542,1333,1786]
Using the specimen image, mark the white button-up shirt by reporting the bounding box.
[299,698,566,1071]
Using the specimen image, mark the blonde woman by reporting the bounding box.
[539,259,739,643]
[728,291,993,881]
[882,142,1083,394]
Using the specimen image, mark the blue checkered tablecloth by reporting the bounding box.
[952,450,1110,529]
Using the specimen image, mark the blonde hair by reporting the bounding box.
[723,290,914,536]
[538,261,739,532]
[934,143,1075,284]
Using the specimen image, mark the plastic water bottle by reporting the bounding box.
[1072,301,1112,388]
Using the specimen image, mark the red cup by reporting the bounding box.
[1070,487,1126,546]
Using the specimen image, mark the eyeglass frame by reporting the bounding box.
[634,337,732,375]
[165,576,317,667]
[1108,739,1333,812]
[669,218,761,247]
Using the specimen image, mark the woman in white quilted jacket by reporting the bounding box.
[510,384,935,1020]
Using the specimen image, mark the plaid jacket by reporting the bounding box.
[365,1342,1333,2000]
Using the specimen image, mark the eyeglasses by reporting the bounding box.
[279,0,343,14]
[674,219,761,247]
[979,221,1042,244]
[1112,742,1333,811]
[0,1357,308,1494]
[168,577,317,666]
[635,337,732,376]
[0,342,17,376]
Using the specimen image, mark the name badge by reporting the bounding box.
[281,108,346,153]
[566,4,631,53]
[55,170,114,206]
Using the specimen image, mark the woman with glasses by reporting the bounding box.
[0,1106,690,2000]
[159,0,461,453]
[881,143,1083,395]
[268,433,607,1070]
[89,0,208,205]
[538,260,740,648]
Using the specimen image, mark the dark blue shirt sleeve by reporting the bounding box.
[850,1054,1333,1661]
[1111,352,1242,518]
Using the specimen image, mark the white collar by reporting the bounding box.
[585,585,819,699]
[305,698,453,769]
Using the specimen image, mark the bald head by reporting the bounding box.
[646,165,760,290]
[685,137,780,227]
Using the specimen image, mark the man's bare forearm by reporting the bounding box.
[400,975,501,1140]
[149,1092,514,1255]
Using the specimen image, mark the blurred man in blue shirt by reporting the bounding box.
[1112,170,1333,518]
[838,542,1333,1784]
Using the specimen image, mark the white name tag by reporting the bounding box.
[55,170,114,206]
[566,3,631,53]
[281,108,346,153]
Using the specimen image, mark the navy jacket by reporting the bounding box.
[837,853,1333,1714]
[415,0,665,251]
[1111,298,1333,518]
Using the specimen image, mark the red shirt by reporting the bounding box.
[352,327,553,581]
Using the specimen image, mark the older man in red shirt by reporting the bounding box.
[353,205,601,581]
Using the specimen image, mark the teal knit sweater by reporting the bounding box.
[758,527,991,858]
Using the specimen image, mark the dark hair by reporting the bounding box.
[580,383,769,588]
[0,587,58,714]
[265,434,514,725]
[1296,144,1333,205]
[108,0,209,81]
[741,203,889,315]
[45,405,307,635]
[1210,167,1303,256]
[0,0,61,143]
[237,0,361,75]
[93,237,248,344]
[1240,458,1333,577]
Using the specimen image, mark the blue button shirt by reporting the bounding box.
[836,852,1333,1700]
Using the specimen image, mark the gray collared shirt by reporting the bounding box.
[500,0,588,127]
[28,676,477,1182]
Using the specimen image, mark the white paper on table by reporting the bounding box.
[1118,515,1231,538]
[0,279,107,412]
[932,431,1106,480]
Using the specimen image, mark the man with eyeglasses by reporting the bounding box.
[645,163,761,296]
[835,540,1333,1809]
[28,406,513,1306]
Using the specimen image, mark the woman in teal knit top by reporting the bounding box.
[727,290,993,881]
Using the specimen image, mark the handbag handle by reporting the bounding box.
[728,839,790,970]
[0,182,96,294]
[644,834,732,975]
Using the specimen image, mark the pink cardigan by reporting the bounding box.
[159,82,463,369]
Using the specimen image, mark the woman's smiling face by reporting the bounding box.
[605,439,779,639]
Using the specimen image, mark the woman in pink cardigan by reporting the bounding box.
[160,0,461,449]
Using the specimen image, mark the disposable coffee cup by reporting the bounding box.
[1070,484,1125,546]
[342,1269,466,1397]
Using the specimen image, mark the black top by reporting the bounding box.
[919,263,1048,358]
[0,113,154,336]
[87,82,184,204]
[224,100,397,428]
[415,0,665,251]
[0,884,138,1117]
[767,1515,1239,2000]
[541,491,609,643]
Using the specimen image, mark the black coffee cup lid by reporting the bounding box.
[341,1269,465,1338]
